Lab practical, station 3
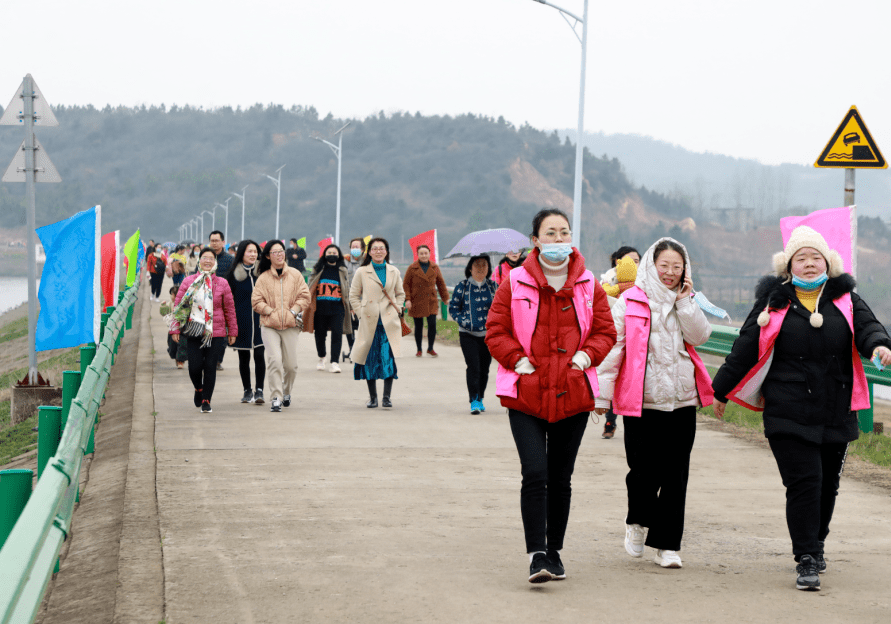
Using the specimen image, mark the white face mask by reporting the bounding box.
[539,243,572,262]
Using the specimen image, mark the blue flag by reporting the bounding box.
[35,206,101,350]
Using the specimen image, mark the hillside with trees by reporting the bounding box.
[0,104,688,264]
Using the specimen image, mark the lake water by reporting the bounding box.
[0,276,37,316]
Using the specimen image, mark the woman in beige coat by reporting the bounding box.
[251,239,311,413]
[349,237,405,408]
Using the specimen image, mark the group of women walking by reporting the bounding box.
[484,208,891,593]
[162,207,891,594]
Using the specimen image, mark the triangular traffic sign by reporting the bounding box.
[0,75,59,127]
[815,106,886,168]
[2,137,62,183]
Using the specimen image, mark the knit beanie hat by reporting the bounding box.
[771,226,844,279]
[602,256,637,298]
[760,226,843,329]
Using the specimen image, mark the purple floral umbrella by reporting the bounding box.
[445,228,529,258]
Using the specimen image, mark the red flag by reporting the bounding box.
[101,231,120,311]
[408,229,438,263]
[318,237,333,257]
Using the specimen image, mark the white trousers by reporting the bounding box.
[261,326,300,401]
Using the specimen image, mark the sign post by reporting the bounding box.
[0,75,61,385]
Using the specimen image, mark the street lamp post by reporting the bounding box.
[232,185,248,241]
[532,0,588,251]
[313,121,351,246]
[195,214,204,242]
[189,217,199,241]
[263,165,285,240]
[201,210,214,241]
[216,198,230,243]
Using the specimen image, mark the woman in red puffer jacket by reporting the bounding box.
[486,208,615,585]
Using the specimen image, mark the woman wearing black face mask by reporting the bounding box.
[304,244,353,373]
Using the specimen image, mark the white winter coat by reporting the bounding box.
[595,238,712,412]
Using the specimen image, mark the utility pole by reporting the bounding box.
[1,75,61,385]
[264,165,285,240]
[232,185,248,241]
[314,122,351,246]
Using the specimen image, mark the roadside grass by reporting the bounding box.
[0,316,28,342]
[404,317,460,345]
[0,347,80,391]
[0,401,38,465]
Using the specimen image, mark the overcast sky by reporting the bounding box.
[2,0,890,167]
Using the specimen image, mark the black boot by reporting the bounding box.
[366,380,378,408]
[382,378,393,408]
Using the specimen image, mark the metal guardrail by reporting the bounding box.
[696,324,891,433]
[0,285,138,624]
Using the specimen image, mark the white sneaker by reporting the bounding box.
[317,358,326,371]
[625,523,645,558]
[655,549,682,568]
[330,362,341,373]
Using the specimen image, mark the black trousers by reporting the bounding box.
[768,435,848,560]
[345,313,358,352]
[414,314,437,351]
[458,332,491,401]
[237,347,266,391]
[623,406,696,551]
[186,336,226,403]
[509,410,589,553]
[150,271,164,298]
[314,307,345,360]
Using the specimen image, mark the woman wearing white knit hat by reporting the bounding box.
[712,225,891,592]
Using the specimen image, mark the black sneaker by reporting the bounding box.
[528,552,554,584]
[271,398,282,413]
[241,389,253,403]
[796,555,821,591]
[253,389,264,405]
[194,389,202,408]
[282,394,291,408]
[200,400,212,414]
[546,550,566,580]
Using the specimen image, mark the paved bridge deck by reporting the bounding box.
[37,284,891,623]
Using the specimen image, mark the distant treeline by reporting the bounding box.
[0,103,688,258]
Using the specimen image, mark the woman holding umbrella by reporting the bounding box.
[449,254,497,414]
[403,244,449,357]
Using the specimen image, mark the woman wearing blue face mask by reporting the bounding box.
[486,208,616,583]
[343,237,366,361]
[712,226,891,591]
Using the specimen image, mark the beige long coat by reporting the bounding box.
[348,263,405,365]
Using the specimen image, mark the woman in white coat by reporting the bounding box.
[594,238,714,569]
[349,237,406,408]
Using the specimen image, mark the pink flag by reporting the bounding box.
[101,231,120,311]
[408,229,438,263]
[318,237,333,257]
[780,206,854,273]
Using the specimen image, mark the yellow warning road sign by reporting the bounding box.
[815,106,886,168]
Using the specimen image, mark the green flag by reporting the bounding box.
[123,229,141,287]
[297,237,306,249]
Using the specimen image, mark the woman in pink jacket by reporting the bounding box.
[172,247,238,413]
[595,238,713,570]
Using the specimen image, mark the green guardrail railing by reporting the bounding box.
[0,284,138,624]
[696,324,891,434]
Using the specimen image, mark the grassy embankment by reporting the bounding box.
[0,314,80,466]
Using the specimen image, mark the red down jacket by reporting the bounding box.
[485,249,616,422]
